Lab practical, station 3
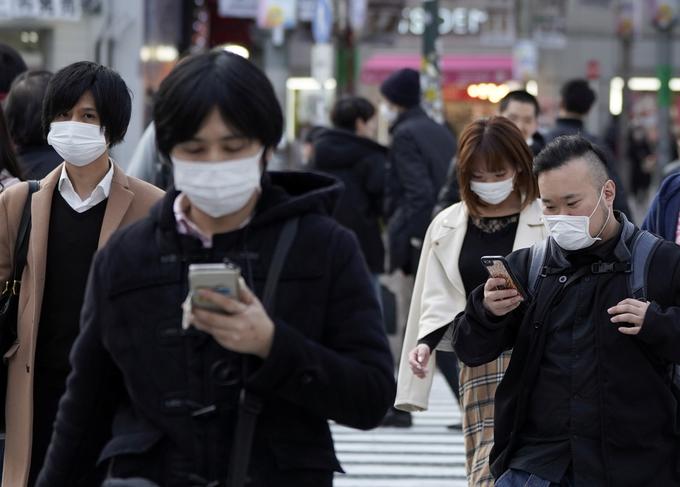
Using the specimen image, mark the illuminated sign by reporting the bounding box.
[398,7,489,36]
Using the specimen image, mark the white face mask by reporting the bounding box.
[172,149,263,218]
[543,187,612,251]
[47,121,108,167]
[470,178,514,205]
[380,103,398,124]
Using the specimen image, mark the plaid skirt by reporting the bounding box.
[459,351,511,487]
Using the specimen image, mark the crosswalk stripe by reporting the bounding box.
[332,373,468,486]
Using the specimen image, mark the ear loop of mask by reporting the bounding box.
[591,184,612,240]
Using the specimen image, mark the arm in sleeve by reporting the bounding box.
[453,249,529,366]
[636,249,680,363]
[392,133,435,239]
[36,252,124,486]
[246,225,396,430]
[641,191,661,235]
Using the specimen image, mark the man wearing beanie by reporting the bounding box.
[380,68,456,427]
[382,68,456,275]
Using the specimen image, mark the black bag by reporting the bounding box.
[0,181,39,430]
[226,217,299,487]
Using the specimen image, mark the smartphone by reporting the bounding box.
[188,263,241,313]
[480,256,528,300]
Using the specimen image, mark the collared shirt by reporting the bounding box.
[58,162,114,213]
[173,193,213,249]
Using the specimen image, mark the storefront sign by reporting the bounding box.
[398,6,489,36]
[0,0,82,20]
[219,0,259,19]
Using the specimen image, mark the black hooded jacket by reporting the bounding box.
[312,128,387,273]
[36,171,396,487]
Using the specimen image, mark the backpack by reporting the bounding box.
[526,229,680,387]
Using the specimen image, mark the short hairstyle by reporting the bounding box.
[457,116,539,216]
[533,135,609,188]
[499,90,540,117]
[5,70,53,148]
[0,105,22,181]
[154,51,283,159]
[0,43,27,95]
[331,96,376,132]
[42,61,132,146]
[560,79,596,115]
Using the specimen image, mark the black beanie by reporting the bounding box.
[380,68,421,108]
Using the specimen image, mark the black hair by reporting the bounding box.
[0,105,23,181]
[0,43,27,94]
[153,51,284,159]
[330,96,376,132]
[499,90,540,117]
[534,135,609,187]
[5,70,53,148]
[42,61,132,146]
[560,79,596,115]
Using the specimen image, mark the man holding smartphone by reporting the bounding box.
[454,135,680,486]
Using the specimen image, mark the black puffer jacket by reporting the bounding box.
[312,128,387,273]
[36,172,395,487]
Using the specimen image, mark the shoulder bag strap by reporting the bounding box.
[227,217,300,487]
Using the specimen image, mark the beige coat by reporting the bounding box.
[0,163,163,487]
[394,199,547,412]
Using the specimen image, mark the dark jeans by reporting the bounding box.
[495,468,574,487]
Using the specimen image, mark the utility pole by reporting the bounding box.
[421,0,443,123]
[616,0,635,192]
[651,1,677,186]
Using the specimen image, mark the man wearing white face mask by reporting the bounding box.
[0,61,163,487]
[453,135,680,486]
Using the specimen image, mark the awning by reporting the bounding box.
[361,54,513,85]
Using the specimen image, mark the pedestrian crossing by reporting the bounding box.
[332,373,468,487]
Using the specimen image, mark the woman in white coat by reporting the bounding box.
[395,116,548,486]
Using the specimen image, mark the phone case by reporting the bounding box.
[188,263,241,312]
[480,256,528,300]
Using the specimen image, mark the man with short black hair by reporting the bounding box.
[547,79,632,219]
[5,70,62,180]
[0,61,164,486]
[0,43,27,101]
[499,90,545,156]
[454,134,680,486]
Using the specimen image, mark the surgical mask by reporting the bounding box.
[172,150,263,218]
[47,121,108,167]
[470,178,514,205]
[380,103,398,124]
[543,187,612,251]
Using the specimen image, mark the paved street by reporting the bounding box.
[332,373,467,487]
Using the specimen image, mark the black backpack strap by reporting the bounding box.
[6,181,39,297]
[528,239,549,298]
[628,230,662,300]
[226,217,300,487]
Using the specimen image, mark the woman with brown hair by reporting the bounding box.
[395,116,547,486]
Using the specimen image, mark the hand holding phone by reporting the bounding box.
[480,256,526,317]
[188,263,241,313]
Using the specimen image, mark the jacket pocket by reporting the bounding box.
[269,440,344,473]
[97,430,163,466]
